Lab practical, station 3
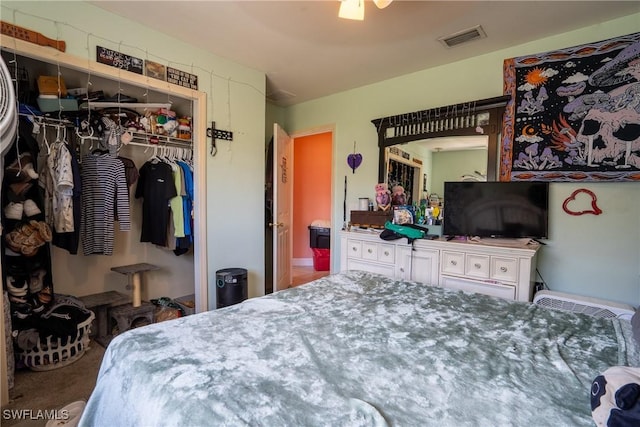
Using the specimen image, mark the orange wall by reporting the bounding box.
[293,132,332,258]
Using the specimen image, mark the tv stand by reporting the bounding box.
[340,230,540,302]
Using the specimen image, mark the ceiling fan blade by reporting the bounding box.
[338,0,365,21]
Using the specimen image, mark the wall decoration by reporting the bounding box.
[501,32,640,182]
[347,141,362,173]
[280,157,287,183]
[145,60,166,81]
[1,21,65,52]
[96,46,143,75]
[167,67,198,90]
[562,188,602,216]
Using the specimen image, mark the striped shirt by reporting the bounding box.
[80,152,131,255]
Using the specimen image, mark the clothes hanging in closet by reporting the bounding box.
[39,135,74,233]
[80,152,131,255]
[51,144,81,255]
[135,159,177,247]
[171,160,194,255]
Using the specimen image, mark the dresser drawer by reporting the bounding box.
[361,242,395,263]
[378,244,395,263]
[465,254,490,279]
[491,257,518,282]
[440,276,516,301]
[441,251,465,275]
[346,239,362,258]
[361,242,378,260]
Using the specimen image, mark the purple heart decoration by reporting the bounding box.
[347,153,363,174]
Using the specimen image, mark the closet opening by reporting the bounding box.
[1,38,208,398]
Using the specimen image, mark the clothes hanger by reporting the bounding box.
[147,145,159,163]
[75,120,98,148]
[41,121,51,155]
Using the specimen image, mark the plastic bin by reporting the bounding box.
[312,248,330,271]
[309,225,330,249]
[216,268,248,308]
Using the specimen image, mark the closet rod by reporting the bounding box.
[126,141,192,151]
[18,113,73,126]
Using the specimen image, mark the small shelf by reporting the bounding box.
[81,102,172,112]
[127,130,192,147]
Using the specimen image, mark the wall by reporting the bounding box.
[431,149,488,197]
[284,14,640,306]
[292,133,332,261]
[2,1,267,306]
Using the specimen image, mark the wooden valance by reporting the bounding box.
[372,95,510,182]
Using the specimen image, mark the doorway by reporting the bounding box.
[264,128,333,293]
[291,131,332,286]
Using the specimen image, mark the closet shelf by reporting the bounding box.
[81,102,173,112]
[127,130,192,147]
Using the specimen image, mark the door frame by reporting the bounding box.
[291,125,335,272]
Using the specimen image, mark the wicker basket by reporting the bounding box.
[16,311,95,371]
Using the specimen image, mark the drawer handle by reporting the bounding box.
[352,247,357,251]
[367,248,373,254]
[384,251,389,256]
[450,260,457,266]
[500,266,508,272]
[400,267,404,272]
[474,263,481,269]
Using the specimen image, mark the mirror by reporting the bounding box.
[384,135,489,205]
[373,95,510,192]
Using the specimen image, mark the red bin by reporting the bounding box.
[312,248,330,271]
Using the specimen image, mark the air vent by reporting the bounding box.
[438,25,486,48]
[266,89,296,103]
[533,290,636,321]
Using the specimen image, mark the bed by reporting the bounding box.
[79,271,640,426]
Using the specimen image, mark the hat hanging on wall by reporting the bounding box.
[347,141,362,174]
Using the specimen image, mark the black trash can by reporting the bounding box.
[308,225,330,249]
[216,268,248,308]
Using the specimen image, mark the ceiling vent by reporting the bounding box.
[266,89,296,103]
[438,25,486,48]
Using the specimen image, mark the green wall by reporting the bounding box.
[284,14,640,306]
[431,149,488,198]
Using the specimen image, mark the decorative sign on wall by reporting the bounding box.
[167,67,198,90]
[96,46,143,75]
[501,32,640,182]
[280,157,288,183]
[145,60,166,81]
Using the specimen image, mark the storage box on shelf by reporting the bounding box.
[349,210,392,229]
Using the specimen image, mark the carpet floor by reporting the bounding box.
[3,341,105,427]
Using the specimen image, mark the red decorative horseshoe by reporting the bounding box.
[562,188,602,216]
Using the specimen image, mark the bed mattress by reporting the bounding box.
[79,271,639,426]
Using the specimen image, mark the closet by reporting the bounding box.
[1,39,208,323]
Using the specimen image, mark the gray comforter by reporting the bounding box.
[79,271,639,426]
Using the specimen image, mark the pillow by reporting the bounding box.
[591,366,640,427]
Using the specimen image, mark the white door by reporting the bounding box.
[272,123,292,291]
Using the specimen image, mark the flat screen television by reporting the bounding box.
[443,181,549,239]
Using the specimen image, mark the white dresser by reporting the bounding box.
[339,230,540,302]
